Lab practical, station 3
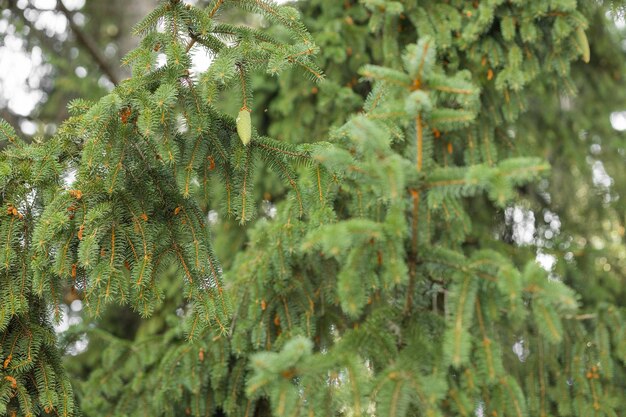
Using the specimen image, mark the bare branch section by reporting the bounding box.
[56,0,120,85]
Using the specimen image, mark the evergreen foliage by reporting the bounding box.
[0,0,625,416]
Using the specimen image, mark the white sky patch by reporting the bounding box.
[64,0,86,11]
[505,206,563,279]
[75,65,87,78]
[70,299,83,312]
[609,111,626,131]
[262,199,277,219]
[53,304,71,332]
[59,0,85,10]
[53,300,89,356]
[0,35,46,115]
[543,210,561,233]
[98,75,115,91]
[22,0,85,11]
[590,143,601,155]
[591,160,613,188]
[512,339,530,362]
[104,42,117,58]
[208,209,219,225]
[72,11,86,26]
[34,10,68,36]
[505,206,536,246]
[191,47,214,74]
[66,333,89,356]
[0,6,66,118]
[156,53,167,69]
[63,168,77,188]
[536,251,556,271]
[20,119,38,135]
[0,19,9,34]
[613,12,626,30]
[32,0,56,10]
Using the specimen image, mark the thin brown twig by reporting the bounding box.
[185,0,224,52]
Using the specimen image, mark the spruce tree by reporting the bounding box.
[1,0,625,416]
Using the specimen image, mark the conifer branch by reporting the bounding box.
[209,0,225,18]
[416,115,423,172]
[238,145,253,224]
[254,138,309,160]
[316,165,324,205]
[475,297,497,381]
[186,0,225,52]
[415,37,432,85]
[237,64,249,110]
[405,189,420,314]
[270,156,304,216]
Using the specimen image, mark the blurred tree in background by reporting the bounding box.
[0,0,625,416]
[1,0,154,126]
